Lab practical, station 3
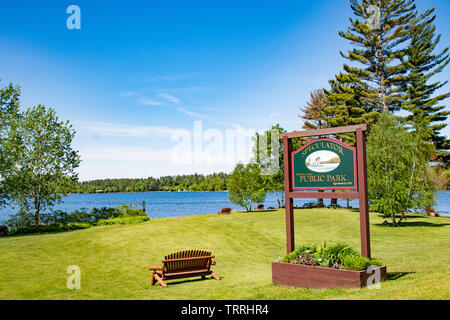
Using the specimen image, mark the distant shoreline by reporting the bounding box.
[67,190,230,195]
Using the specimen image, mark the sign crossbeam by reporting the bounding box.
[287,192,359,199]
[282,124,371,258]
[281,124,369,139]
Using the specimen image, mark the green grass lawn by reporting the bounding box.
[0,208,449,300]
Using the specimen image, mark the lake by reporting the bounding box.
[0,190,449,223]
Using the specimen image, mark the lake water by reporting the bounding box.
[0,190,449,223]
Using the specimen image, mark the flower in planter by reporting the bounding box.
[281,243,383,271]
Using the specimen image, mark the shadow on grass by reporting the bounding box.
[155,276,223,287]
[375,221,450,228]
[0,227,91,239]
[387,272,414,281]
[295,207,355,211]
[389,215,431,219]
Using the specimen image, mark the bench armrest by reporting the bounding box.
[149,266,163,271]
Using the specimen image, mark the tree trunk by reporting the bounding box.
[381,78,389,113]
[331,190,337,205]
[375,31,389,113]
[273,190,281,208]
[318,190,324,208]
[391,213,398,226]
[407,162,417,200]
[34,196,41,225]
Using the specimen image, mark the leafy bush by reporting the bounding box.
[4,209,35,230]
[5,204,149,235]
[96,215,149,226]
[115,204,148,217]
[281,242,382,271]
[342,255,382,271]
[7,222,91,235]
[90,207,122,220]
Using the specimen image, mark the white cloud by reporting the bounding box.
[120,91,137,97]
[269,112,279,118]
[176,107,204,118]
[130,74,195,83]
[77,145,242,180]
[163,86,216,94]
[77,121,174,138]
[137,98,163,106]
[80,146,170,162]
[77,159,236,181]
[158,93,180,104]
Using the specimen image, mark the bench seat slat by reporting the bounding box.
[163,269,211,280]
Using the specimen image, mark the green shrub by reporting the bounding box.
[96,215,149,226]
[281,242,382,271]
[342,255,382,271]
[90,207,121,220]
[5,203,149,235]
[4,209,35,230]
[8,222,91,235]
[116,204,147,217]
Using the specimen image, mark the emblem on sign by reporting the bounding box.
[292,138,357,190]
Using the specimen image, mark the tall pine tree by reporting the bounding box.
[400,8,450,163]
[326,0,417,124]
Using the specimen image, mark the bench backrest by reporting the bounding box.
[162,250,213,274]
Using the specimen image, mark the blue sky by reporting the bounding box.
[1,0,449,180]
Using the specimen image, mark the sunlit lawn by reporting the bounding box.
[0,208,449,300]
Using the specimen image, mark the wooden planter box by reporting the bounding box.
[272,262,386,289]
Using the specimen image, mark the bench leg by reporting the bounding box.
[154,273,168,287]
[211,272,220,281]
[150,271,156,286]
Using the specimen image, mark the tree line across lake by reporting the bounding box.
[71,173,230,193]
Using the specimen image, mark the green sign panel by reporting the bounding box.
[292,138,357,190]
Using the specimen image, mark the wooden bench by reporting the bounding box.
[218,208,232,215]
[149,250,220,287]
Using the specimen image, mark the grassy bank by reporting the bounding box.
[0,208,449,300]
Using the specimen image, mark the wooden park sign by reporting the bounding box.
[292,138,357,191]
[281,124,371,257]
[271,124,384,289]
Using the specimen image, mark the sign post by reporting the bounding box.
[281,124,371,258]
